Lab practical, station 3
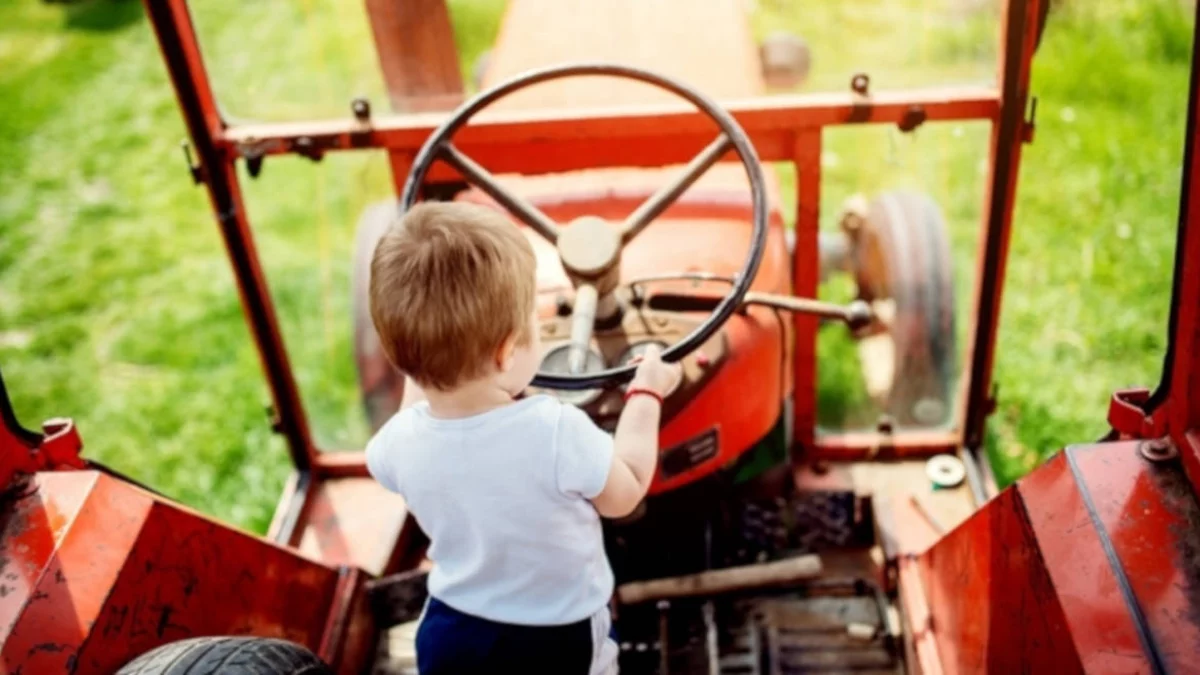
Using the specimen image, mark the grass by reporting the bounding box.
[0,0,1192,531]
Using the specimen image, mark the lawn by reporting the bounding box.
[0,0,1192,532]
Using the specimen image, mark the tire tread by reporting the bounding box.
[116,636,332,675]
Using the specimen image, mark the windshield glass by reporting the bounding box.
[806,121,986,433]
[187,0,997,123]
[187,0,501,121]
[193,0,999,447]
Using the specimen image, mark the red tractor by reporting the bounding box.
[3,0,1198,673]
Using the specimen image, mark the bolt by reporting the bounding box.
[839,194,870,236]
[555,295,572,317]
[1139,438,1178,462]
[851,72,870,95]
[898,104,927,133]
[351,97,371,122]
[294,136,323,162]
[844,300,873,331]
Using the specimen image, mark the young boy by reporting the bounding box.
[365,202,682,674]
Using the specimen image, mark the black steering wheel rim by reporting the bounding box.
[400,62,769,390]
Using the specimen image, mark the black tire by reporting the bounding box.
[352,200,406,433]
[854,191,957,427]
[116,637,331,675]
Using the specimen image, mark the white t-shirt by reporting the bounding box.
[365,395,615,626]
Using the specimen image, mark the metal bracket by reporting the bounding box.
[848,72,872,123]
[1107,387,1166,439]
[180,141,204,184]
[1022,96,1038,144]
[898,104,927,133]
[265,403,284,434]
[246,154,264,179]
[38,418,84,470]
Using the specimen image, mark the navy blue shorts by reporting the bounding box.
[416,597,611,674]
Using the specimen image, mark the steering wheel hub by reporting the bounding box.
[558,216,622,285]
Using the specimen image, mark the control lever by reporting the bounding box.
[645,291,873,330]
[743,292,873,330]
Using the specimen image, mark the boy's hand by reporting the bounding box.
[628,344,683,397]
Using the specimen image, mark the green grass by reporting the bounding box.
[0,0,1192,530]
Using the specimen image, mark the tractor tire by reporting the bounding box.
[853,191,956,427]
[116,637,331,675]
[352,200,406,433]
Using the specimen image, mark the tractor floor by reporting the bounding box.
[367,457,975,674]
[370,580,901,675]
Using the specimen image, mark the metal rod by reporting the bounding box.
[743,293,871,328]
[703,601,719,675]
[438,143,561,241]
[658,600,671,675]
[270,470,313,546]
[1147,2,1200,445]
[908,493,946,534]
[219,88,1001,160]
[962,0,1037,451]
[568,284,599,374]
[622,134,733,242]
[617,555,823,605]
[791,130,822,459]
[959,444,991,505]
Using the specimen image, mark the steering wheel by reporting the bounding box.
[400,63,768,391]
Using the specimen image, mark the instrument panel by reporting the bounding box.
[527,305,728,429]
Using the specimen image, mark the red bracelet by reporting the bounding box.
[624,386,664,405]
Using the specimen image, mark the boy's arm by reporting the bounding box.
[591,395,661,518]
[364,422,402,494]
[591,345,681,518]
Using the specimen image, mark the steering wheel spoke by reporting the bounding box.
[621,133,734,243]
[438,143,562,242]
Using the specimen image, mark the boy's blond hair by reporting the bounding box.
[369,202,537,391]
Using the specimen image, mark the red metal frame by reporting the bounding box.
[0,471,375,674]
[141,0,1038,508]
[896,12,1200,668]
[1155,19,1200,489]
[1142,2,1200,494]
[961,0,1039,457]
[1100,0,1200,495]
[949,0,1041,501]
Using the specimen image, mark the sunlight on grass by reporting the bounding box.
[0,0,1192,529]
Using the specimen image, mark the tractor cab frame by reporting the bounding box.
[145,0,1040,547]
